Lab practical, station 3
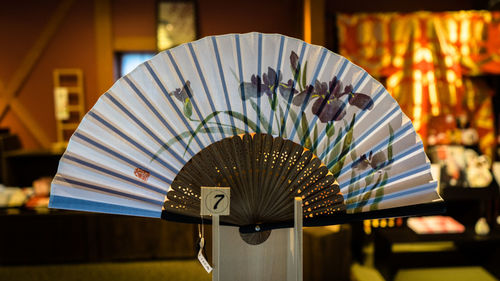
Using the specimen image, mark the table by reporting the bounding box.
[374,226,500,281]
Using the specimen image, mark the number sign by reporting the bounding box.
[200,187,230,216]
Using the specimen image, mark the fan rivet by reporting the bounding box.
[255,225,261,232]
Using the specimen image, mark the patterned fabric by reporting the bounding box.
[465,78,496,157]
[337,11,500,156]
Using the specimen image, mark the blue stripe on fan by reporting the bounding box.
[73,132,173,185]
[235,34,249,132]
[54,175,164,205]
[336,121,412,178]
[62,154,167,195]
[187,43,226,139]
[256,33,263,133]
[165,50,216,144]
[344,163,430,200]
[211,36,237,135]
[104,93,190,162]
[143,62,204,151]
[354,72,369,90]
[87,111,175,172]
[318,86,386,160]
[305,58,349,150]
[267,35,285,135]
[338,58,349,79]
[122,76,197,156]
[49,195,160,218]
[337,142,425,188]
[346,181,437,210]
[280,42,307,137]
[288,48,328,141]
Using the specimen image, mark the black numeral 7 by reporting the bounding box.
[213,194,225,210]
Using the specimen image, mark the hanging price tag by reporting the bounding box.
[197,237,212,273]
[200,187,230,216]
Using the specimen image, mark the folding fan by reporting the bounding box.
[49,32,442,232]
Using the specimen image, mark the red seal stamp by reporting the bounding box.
[134,168,150,181]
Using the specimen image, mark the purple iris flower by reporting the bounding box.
[353,150,386,170]
[312,98,346,122]
[344,85,374,110]
[307,77,348,123]
[279,79,299,100]
[290,51,299,73]
[291,85,313,106]
[262,67,282,95]
[172,81,192,102]
[240,67,281,100]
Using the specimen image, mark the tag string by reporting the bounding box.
[198,216,205,239]
[197,215,212,273]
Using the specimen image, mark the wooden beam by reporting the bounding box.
[0,0,74,122]
[303,0,312,43]
[113,36,156,52]
[303,0,325,46]
[94,0,114,94]
[310,0,325,46]
[9,99,52,148]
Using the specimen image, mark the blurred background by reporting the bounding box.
[0,0,499,280]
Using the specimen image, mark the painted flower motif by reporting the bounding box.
[306,76,348,122]
[312,98,346,122]
[262,67,282,95]
[344,85,374,110]
[237,50,374,124]
[353,150,386,170]
[291,85,313,106]
[172,81,193,102]
[304,76,374,122]
[240,67,282,100]
[290,51,299,73]
[330,77,346,98]
[278,79,298,100]
[239,75,263,100]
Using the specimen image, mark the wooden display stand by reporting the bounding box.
[211,198,303,281]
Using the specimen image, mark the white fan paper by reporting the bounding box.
[49,33,441,224]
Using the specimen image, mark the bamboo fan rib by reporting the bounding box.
[49,32,441,225]
[164,133,344,226]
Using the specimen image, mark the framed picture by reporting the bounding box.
[157,0,198,51]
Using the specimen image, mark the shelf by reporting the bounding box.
[0,209,197,264]
[374,226,500,281]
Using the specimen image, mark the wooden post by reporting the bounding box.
[212,214,220,281]
[294,197,303,281]
[216,197,303,281]
[94,0,113,95]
